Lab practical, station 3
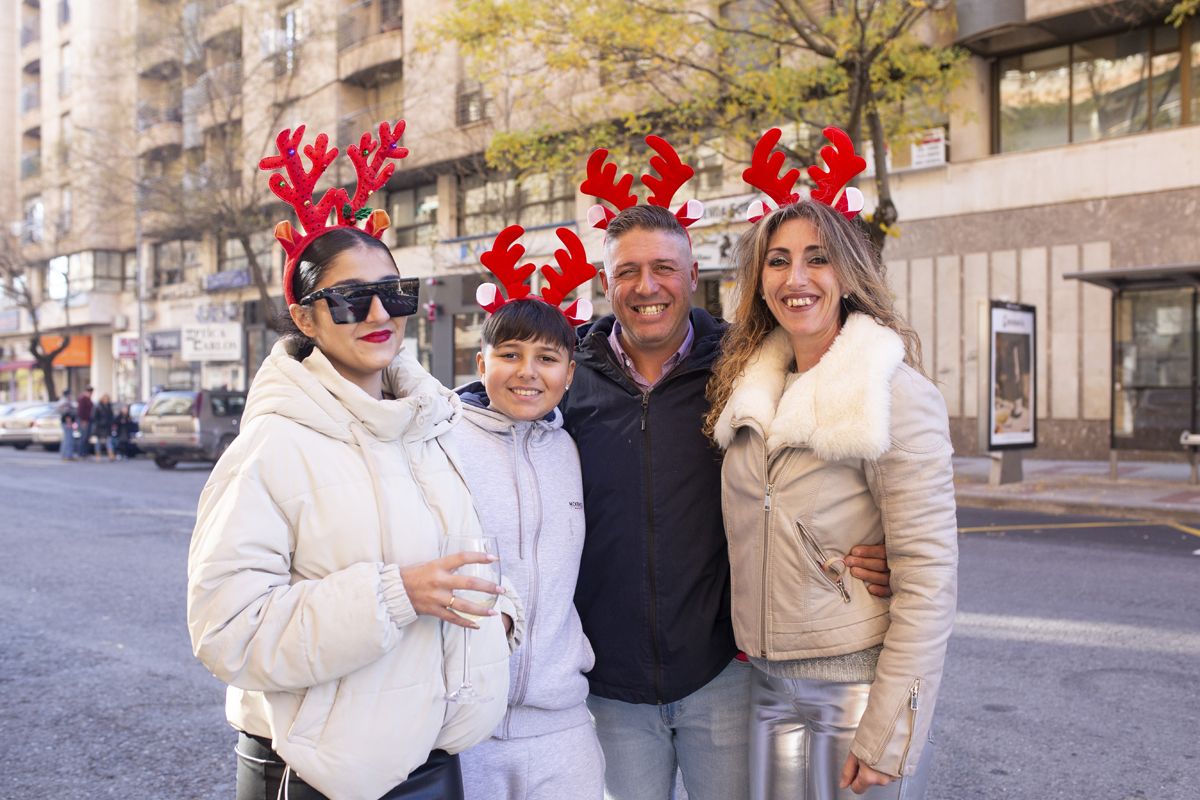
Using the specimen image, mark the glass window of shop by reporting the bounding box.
[453,311,486,387]
[997,23,1196,153]
[389,183,439,247]
[1112,288,1196,451]
[459,172,573,237]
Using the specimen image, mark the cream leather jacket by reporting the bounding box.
[714,314,957,779]
[188,342,521,800]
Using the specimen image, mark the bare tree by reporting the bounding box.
[0,233,73,400]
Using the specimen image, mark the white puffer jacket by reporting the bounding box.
[187,341,519,800]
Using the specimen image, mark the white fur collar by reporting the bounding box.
[713,313,905,460]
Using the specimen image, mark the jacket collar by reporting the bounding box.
[713,313,904,461]
[455,381,564,436]
[576,308,726,377]
[241,339,460,444]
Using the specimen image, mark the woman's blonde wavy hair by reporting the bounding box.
[703,199,924,438]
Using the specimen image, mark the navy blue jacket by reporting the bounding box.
[563,309,737,704]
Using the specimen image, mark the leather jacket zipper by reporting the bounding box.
[795,521,851,603]
[900,678,922,773]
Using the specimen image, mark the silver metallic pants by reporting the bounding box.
[749,668,933,800]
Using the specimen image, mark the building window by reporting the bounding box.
[996,23,1195,153]
[458,173,573,237]
[58,0,70,27]
[388,183,439,247]
[154,240,201,288]
[59,188,72,235]
[276,4,303,77]
[218,231,276,276]
[60,113,72,167]
[518,173,574,228]
[58,42,71,98]
[22,197,44,245]
[456,79,491,126]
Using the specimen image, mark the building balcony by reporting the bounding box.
[20,23,40,69]
[137,103,184,158]
[20,151,42,181]
[182,60,242,132]
[338,0,403,87]
[200,0,240,46]
[137,31,183,80]
[20,86,41,137]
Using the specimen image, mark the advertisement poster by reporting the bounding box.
[989,301,1037,450]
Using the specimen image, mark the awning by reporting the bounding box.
[0,360,35,372]
[1063,264,1200,292]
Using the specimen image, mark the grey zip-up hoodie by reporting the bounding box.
[450,382,595,739]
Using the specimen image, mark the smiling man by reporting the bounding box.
[563,204,894,800]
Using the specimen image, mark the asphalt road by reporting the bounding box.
[1,446,1197,799]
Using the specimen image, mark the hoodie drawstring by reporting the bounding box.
[511,424,525,558]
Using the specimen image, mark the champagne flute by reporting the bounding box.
[441,535,501,703]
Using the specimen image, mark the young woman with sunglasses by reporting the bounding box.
[188,227,522,800]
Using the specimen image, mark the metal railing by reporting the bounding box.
[136,102,183,133]
[20,151,41,180]
[20,83,40,113]
[182,59,243,117]
[337,0,403,50]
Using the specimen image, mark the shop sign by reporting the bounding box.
[196,300,241,323]
[39,334,92,367]
[113,334,141,360]
[987,300,1037,450]
[146,329,182,356]
[687,193,757,229]
[181,323,242,362]
[204,268,252,292]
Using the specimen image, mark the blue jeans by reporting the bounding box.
[60,424,76,459]
[587,659,751,800]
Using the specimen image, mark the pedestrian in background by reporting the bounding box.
[57,389,77,461]
[113,405,135,460]
[76,386,93,457]
[92,394,115,461]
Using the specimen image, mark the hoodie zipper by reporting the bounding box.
[794,521,852,603]
[508,426,542,716]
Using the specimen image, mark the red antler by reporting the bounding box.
[345,119,409,220]
[580,148,637,212]
[742,128,801,207]
[259,126,347,243]
[539,229,597,306]
[480,225,536,302]
[641,135,695,209]
[808,127,866,207]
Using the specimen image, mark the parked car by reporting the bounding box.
[31,407,69,450]
[136,389,246,469]
[0,403,57,449]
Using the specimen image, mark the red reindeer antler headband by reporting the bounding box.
[743,127,866,223]
[476,225,598,327]
[259,119,409,305]
[580,135,705,230]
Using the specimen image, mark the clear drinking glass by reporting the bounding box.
[441,535,500,704]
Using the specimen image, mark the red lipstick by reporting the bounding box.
[360,330,393,343]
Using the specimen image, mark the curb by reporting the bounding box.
[955,489,1200,526]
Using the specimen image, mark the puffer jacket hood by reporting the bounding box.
[243,338,461,445]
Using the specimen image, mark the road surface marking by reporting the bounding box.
[955,612,1200,655]
[1165,521,1200,539]
[958,521,1145,534]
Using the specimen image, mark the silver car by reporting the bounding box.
[137,389,246,469]
[0,403,58,449]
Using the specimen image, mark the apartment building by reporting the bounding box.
[2,0,1196,460]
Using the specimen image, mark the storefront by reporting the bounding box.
[145,330,198,393]
[1066,264,1200,455]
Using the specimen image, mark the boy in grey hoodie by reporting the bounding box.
[453,299,604,800]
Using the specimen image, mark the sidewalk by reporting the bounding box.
[953,456,1200,524]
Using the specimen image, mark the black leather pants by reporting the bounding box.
[234,732,464,800]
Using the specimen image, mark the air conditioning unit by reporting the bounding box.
[112,313,129,330]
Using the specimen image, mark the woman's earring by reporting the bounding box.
[842,293,850,299]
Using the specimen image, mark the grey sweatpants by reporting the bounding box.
[461,719,605,800]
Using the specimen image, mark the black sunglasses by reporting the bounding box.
[300,277,420,324]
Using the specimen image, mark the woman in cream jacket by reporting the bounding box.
[706,200,957,799]
[188,229,521,800]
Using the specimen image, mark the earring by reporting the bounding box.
[842,293,850,299]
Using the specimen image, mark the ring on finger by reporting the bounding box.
[445,596,456,611]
